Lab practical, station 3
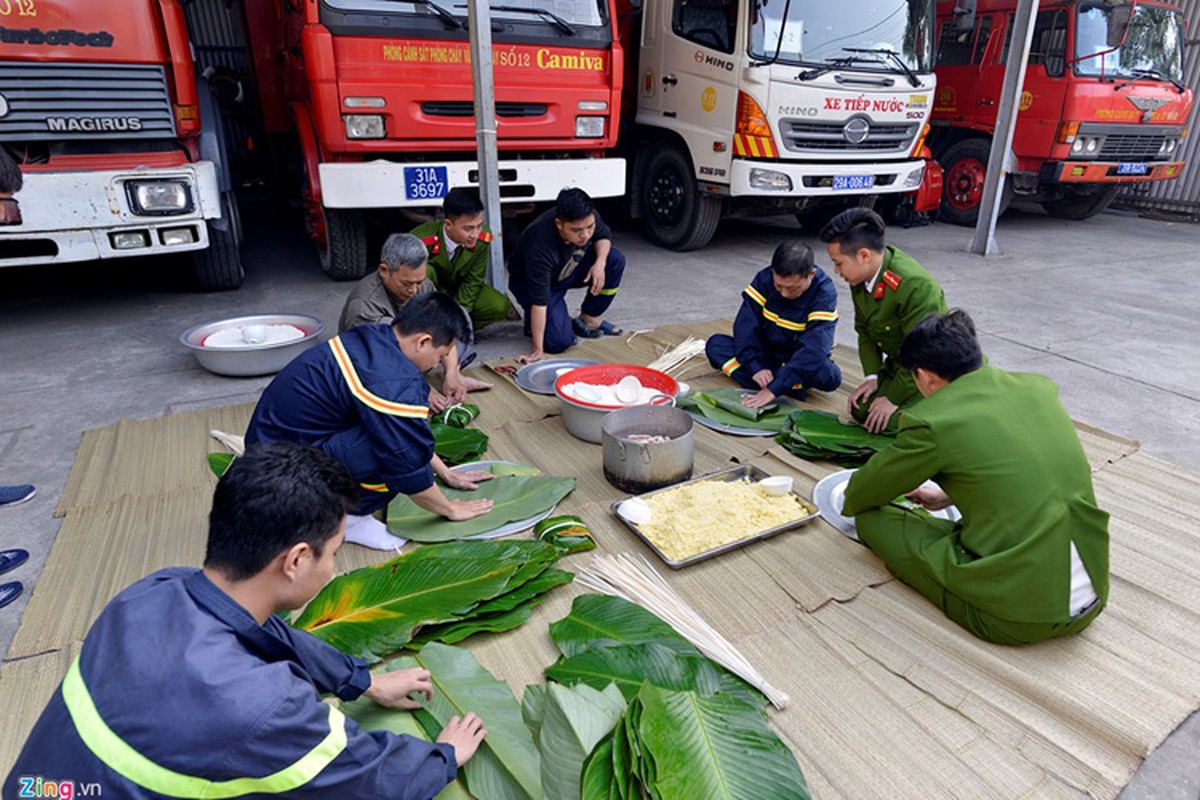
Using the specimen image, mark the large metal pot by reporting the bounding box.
[555,364,678,444]
[180,314,324,377]
[602,405,694,493]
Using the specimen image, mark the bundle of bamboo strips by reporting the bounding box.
[210,429,245,456]
[646,336,707,376]
[577,552,790,710]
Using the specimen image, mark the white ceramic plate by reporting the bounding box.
[450,461,556,539]
[813,469,961,541]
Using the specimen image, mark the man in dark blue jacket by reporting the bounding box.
[4,443,486,799]
[706,241,842,408]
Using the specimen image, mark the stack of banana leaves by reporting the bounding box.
[292,539,574,662]
[776,410,894,466]
[343,594,810,800]
[677,387,794,432]
[388,463,576,543]
[432,402,489,464]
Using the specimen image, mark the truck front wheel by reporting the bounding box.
[1041,185,1120,221]
[192,192,245,292]
[320,207,370,281]
[641,146,721,251]
[938,139,1011,227]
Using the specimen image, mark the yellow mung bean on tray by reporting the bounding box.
[638,478,814,560]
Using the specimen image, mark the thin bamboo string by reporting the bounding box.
[646,337,707,376]
[578,552,790,710]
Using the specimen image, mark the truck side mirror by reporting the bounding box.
[1105,4,1132,48]
[953,0,976,33]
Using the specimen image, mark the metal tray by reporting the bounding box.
[514,358,600,395]
[684,390,799,437]
[610,464,818,568]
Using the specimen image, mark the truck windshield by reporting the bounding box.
[749,0,934,70]
[1074,3,1184,81]
[324,0,605,27]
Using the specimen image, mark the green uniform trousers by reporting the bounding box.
[856,505,1103,645]
[468,284,514,330]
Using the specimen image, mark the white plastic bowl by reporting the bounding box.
[180,314,324,377]
[759,475,795,496]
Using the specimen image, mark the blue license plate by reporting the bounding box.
[1116,162,1148,176]
[832,174,876,191]
[404,166,449,201]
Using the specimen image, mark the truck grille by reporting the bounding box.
[421,101,548,118]
[781,119,918,154]
[1098,132,1168,160]
[0,62,176,142]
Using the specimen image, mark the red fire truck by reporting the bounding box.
[244,0,627,279]
[0,1,244,289]
[930,0,1192,225]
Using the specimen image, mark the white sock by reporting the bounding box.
[344,514,408,551]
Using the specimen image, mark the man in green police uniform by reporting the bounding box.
[410,188,515,330]
[842,310,1109,645]
[819,208,948,433]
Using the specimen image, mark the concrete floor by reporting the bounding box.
[0,199,1197,797]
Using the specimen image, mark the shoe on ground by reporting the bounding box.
[0,581,22,610]
[0,548,29,576]
[0,485,35,508]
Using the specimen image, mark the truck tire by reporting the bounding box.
[641,145,721,251]
[938,138,1011,227]
[1041,185,1120,221]
[193,193,245,292]
[320,207,370,281]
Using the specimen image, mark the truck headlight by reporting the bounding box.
[903,164,926,188]
[749,168,792,191]
[575,116,606,138]
[344,114,386,139]
[126,180,192,215]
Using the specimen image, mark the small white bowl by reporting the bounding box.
[759,476,794,496]
[617,497,653,525]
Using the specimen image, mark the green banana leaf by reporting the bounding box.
[521,684,547,747]
[294,540,562,661]
[534,515,597,555]
[707,390,778,421]
[388,476,577,542]
[580,734,618,800]
[433,421,490,465]
[490,463,544,477]
[679,388,794,431]
[392,643,544,800]
[635,684,810,800]
[433,403,481,428]
[471,568,575,616]
[775,410,894,466]
[548,595,765,708]
[207,452,235,478]
[341,694,473,800]
[538,682,627,800]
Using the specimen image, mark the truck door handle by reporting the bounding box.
[978,98,996,106]
[662,74,678,86]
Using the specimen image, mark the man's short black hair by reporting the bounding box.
[899,309,984,382]
[818,207,886,254]
[0,148,23,195]
[205,443,357,581]
[770,241,815,278]
[393,290,471,348]
[555,187,595,223]
[443,188,484,220]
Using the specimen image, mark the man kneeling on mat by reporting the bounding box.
[842,310,1109,645]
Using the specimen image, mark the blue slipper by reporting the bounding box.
[0,581,22,609]
[0,548,28,576]
[572,317,623,338]
[0,484,35,507]
[595,319,624,336]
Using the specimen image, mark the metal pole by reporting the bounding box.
[968,0,1040,256]
[467,0,507,292]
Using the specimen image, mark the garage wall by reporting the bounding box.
[1116,0,1200,216]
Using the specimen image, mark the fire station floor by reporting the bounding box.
[0,198,1197,798]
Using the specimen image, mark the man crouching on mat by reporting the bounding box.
[246,292,493,550]
[842,310,1109,645]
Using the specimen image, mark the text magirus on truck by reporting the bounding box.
[619,0,941,250]
[0,1,246,291]
[929,0,1192,226]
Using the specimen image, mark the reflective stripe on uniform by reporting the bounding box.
[721,357,740,376]
[329,337,429,418]
[598,287,619,296]
[807,310,837,323]
[360,482,390,493]
[62,656,348,798]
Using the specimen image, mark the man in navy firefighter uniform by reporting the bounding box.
[706,241,842,408]
[5,443,487,798]
[509,187,626,363]
[245,292,492,550]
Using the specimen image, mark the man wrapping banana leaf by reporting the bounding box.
[246,293,493,550]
